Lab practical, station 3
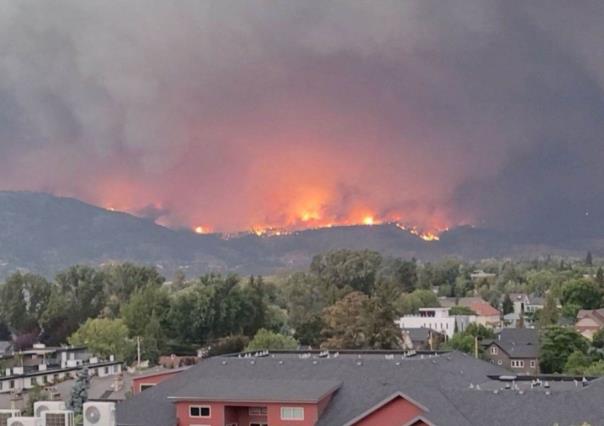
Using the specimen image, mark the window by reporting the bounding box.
[31,377,37,385]
[249,407,267,416]
[530,360,536,368]
[140,384,155,392]
[511,360,524,368]
[497,360,503,366]
[490,346,498,355]
[250,423,268,426]
[281,407,304,420]
[190,406,211,417]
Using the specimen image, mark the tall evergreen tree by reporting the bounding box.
[502,294,514,315]
[586,251,593,266]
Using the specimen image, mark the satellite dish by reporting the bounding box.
[85,406,101,424]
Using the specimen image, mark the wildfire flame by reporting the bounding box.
[194,226,208,234]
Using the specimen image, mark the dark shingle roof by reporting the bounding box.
[493,328,539,358]
[116,351,604,426]
[168,378,341,402]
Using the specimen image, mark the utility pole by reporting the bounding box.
[137,336,141,368]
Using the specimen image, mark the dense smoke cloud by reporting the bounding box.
[1,1,603,236]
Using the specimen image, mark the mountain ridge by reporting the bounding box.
[0,191,599,279]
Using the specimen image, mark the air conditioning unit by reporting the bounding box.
[0,411,20,426]
[7,418,42,426]
[83,402,116,426]
[33,402,66,419]
[41,411,74,426]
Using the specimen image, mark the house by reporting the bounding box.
[397,308,461,339]
[401,328,444,351]
[439,297,502,329]
[483,328,539,375]
[0,344,121,394]
[508,294,544,326]
[116,349,604,426]
[575,308,604,340]
[0,359,122,394]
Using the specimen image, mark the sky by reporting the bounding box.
[1,1,604,237]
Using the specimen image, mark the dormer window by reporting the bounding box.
[490,346,498,355]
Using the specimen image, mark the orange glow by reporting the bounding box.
[419,232,440,241]
[194,226,209,234]
[363,215,375,226]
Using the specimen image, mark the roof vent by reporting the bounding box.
[493,389,499,395]
[469,383,474,389]
[318,351,329,358]
[250,360,255,365]
[518,390,524,395]
[356,360,363,366]
[312,360,318,365]
[545,390,551,396]
[543,381,550,389]
[395,361,401,366]
[221,360,228,365]
[278,360,284,365]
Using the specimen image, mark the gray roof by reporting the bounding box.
[492,328,539,358]
[0,341,12,354]
[168,378,341,403]
[402,327,442,342]
[116,351,604,426]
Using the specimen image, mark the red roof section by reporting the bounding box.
[468,301,500,317]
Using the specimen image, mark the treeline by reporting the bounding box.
[0,251,603,372]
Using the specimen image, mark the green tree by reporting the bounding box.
[103,263,165,317]
[121,284,170,338]
[167,285,212,344]
[68,318,134,362]
[41,266,108,344]
[284,273,326,346]
[564,350,591,375]
[242,276,270,336]
[362,282,402,349]
[540,326,589,373]
[310,250,383,297]
[502,294,514,315]
[561,279,601,311]
[246,329,298,351]
[293,317,324,347]
[141,312,164,364]
[321,291,369,349]
[538,294,559,328]
[377,258,417,293]
[592,329,604,349]
[596,267,604,289]
[584,361,604,376]
[398,289,439,315]
[0,272,50,335]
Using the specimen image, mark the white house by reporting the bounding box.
[397,308,473,339]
